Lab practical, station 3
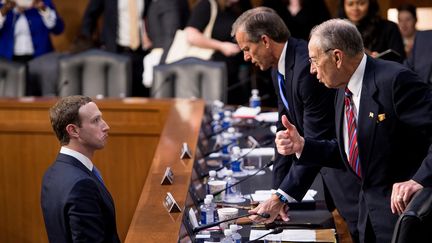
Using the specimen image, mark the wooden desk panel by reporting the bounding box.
[125,99,205,242]
[0,98,199,243]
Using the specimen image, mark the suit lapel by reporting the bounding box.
[335,89,348,163]
[357,57,379,178]
[284,38,297,125]
[58,154,116,213]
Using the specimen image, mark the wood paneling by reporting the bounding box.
[0,97,199,243]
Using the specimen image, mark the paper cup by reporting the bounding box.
[217,207,238,230]
[208,180,226,202]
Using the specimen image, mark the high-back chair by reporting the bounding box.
[0,59,26,97]
[152,57,227,103]
[58,49,131,98]
[391,187,432,243]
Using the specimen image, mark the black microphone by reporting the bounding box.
[193,212,270,233]
[200,136,273,179]
[211,160,274,198]
[246,227,284,243]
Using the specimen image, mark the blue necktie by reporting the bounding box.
[277,72,289,110]
[92,166,105,184]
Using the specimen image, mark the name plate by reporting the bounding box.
[161,167,174,185]
[180,142,192,159]
[163,192,182,213]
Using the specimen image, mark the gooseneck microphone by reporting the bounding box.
[211,160,274,197]
[246,227,284,243]
[193,212,270,233]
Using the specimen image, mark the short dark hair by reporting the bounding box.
[50,96,92,145]
[397,3,417,21]
[231,7,290,43]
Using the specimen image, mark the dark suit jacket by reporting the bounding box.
[41,153,120,243]
[300,56,432,243]
[405,30,432,84]
[272,38,360,240]
[80,0,150,52]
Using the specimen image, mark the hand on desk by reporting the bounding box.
[275,115,304,156]
[248,194,289,224]
[391,179,423,215]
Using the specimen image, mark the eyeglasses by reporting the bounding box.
[308,48,335,67]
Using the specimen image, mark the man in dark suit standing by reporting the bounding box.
[231,8,361,242]
[80,0,151,97]
[278,18,432,243]
[405,30,432,84]
[41,96,120,242]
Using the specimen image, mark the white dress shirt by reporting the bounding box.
[117,0,144,47]
[60,146,94,172]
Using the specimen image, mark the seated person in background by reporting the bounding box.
[397,3,417,57]
[185,0,251,105]
[405,30,432,85]
[0,0,64,62]
[338,0,405,63]
[41,95,120,242]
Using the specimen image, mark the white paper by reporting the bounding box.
[255,111,279,122]
[241,147,274,157]
[232,106,261,118]
[250,189,317,203]
[249,229,316,242]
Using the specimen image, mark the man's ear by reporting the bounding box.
[261,35,270,48]
[334,50,343,69]
[66,124,79,138]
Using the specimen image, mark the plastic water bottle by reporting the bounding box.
[230,146,247,177]
[221,229,234,243]
[211,114,222,134]
[249,89,261,108]
[200,198,215,225]
[205,194,218,221]
[229,224,242,243]
[224,170,244,203]
[206,170,217,194]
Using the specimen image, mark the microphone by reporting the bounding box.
[246,227,284,243]
[211,160,274,198]
[193,212,270,233]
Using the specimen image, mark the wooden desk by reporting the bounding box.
[0,97,204,243]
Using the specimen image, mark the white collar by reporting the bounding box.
[347,54,367,97]
[60,146,93,171]
[277,41,289,77]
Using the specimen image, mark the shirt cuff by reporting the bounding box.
[0,12,5,28]
[39,7,56,28]
[276,188,297,203]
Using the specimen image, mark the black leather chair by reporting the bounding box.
[0,59,26,97]
[391,187,432,243]
[151,57,227,103]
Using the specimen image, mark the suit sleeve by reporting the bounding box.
[67,179,106,242]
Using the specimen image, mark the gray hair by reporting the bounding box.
[310,19,364,57]
[231,7,290,43]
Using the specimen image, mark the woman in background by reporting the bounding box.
[397,3,417,58]
[338,0,405,63]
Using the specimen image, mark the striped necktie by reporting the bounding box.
[344,88,361,178]
[277,72,289,110]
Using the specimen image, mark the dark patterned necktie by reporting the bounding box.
[277,72,289,110]
[344,88,361,178]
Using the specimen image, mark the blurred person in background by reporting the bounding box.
[185,0,252,105]
[338,0,405,63]
[80,0,151,97]
[397,3,417,58]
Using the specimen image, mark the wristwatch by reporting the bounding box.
[275,191,289,204]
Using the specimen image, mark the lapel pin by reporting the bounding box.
[369,112,374,118]
[378,113,386,122]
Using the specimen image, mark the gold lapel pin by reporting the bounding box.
[378,113,386,122]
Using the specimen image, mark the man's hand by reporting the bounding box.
[275,115,305,156]
[391,179,423,215]
[248,194,289,224]
[33,0,46,11]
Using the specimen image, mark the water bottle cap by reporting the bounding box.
[229,224,238,232]
[205,194,214,200]
[227,127,235,133]
[226,170,233,176]
[209,170,216,177]
[204,198,212,205]
[231,146,241,154]
[224,229,232,236]
[252,89,259,95]
[212,113,220,120]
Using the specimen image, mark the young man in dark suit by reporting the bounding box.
[405,30,432,84]
[231,8,361,242]
[278,18,432,243]
[41,96,120,242]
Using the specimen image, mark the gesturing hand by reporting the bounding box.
[275,115,305,156]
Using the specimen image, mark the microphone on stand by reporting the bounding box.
[211,160,274,198]
[193,212,270,233]
[246,227,284,243]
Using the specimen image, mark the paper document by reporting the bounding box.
[232,106,261,118]
[250,229,316,242]
[255,111,278,122]
[250,189,317,203]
